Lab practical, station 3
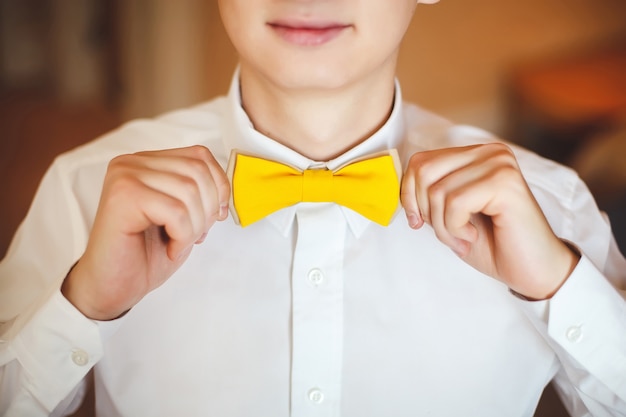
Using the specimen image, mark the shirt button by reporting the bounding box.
[71,349,89,366]
[307,268,325,287]
[566,326,583,343]
[308,388,324,404]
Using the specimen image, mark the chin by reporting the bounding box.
[263,58,361,92]
[281,72,352,92]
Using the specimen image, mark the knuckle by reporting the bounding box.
[484,141,510,153]
[108,154,124,167]
[178,176,200,201]
[187,158,211,177]
[485,143,516,163]
[492,164,522,186]
[413,160,438,185]
[189,145,213,161]
[407,153,429,175]
[101,175,141,209]
[107,154,133,170]
[445,189,465,212]
[407,152,424,167]
[444,191,463,213]
[427,182,445,202]
[107,173,138,193]
[167,200,190,227]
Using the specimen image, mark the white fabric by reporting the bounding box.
[1,75,625,417]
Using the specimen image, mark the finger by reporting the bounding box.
[407,144,506,230]
[123,153,214,222]
[132,168,208,241]
[423,158,495,255]
[146,146,231,221]
[426,175,470,256]
[443,185,483,257]
[400,166,423,229]
[441,164,494,239]
[131,146,229,226]
[444,182,497,258]
[407,148,467,224]
[112,181,197,260]
[430,157,521,256]
[200,148,231,221]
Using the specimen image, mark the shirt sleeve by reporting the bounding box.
[515,166,626,416]
[0,154,106,415]
[514,254,626,416]
[0,290,104,416]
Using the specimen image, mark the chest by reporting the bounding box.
[96,207,556,416]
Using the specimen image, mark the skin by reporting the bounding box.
[62,146,230,320]
[218,0,419,159]
[62,0,578,320]
[400,144,578,300]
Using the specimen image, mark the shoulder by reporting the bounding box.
[401,100,587,230]
[402,101,581,192]
[53,95,231,177]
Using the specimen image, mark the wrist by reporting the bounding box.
[511,240,581,301]
[61,261,126,321]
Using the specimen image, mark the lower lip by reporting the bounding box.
[269,24,349,46]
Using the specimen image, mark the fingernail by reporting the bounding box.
[407,213,421,229]
[219,203,228,220]
[196,232,208,244]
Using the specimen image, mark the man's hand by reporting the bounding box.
[400,143,579,300]
[62,145,230,320]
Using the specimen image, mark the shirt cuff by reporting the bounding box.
[515,254,626,398]
[10,290,104,412]
[547,255,626,390]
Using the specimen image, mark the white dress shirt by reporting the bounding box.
[1,74,625,417]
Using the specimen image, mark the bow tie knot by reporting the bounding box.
[228,150,401,227]
[302,169,335,202]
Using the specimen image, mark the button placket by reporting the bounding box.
[290,204,346,415]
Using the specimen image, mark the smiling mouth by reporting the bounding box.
[267,22,351,46]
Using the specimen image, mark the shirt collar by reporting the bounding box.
[224,69,406,238]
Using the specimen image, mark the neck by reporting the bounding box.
[239,64,397,161]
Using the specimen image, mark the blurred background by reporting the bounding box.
[0,0,625,415]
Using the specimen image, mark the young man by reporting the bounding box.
[1,0,625,415]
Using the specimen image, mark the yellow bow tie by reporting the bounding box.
[228,150,401,227]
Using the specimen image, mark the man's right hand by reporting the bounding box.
[61,145,230,321]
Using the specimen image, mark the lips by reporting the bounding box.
[268,21,351,46]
